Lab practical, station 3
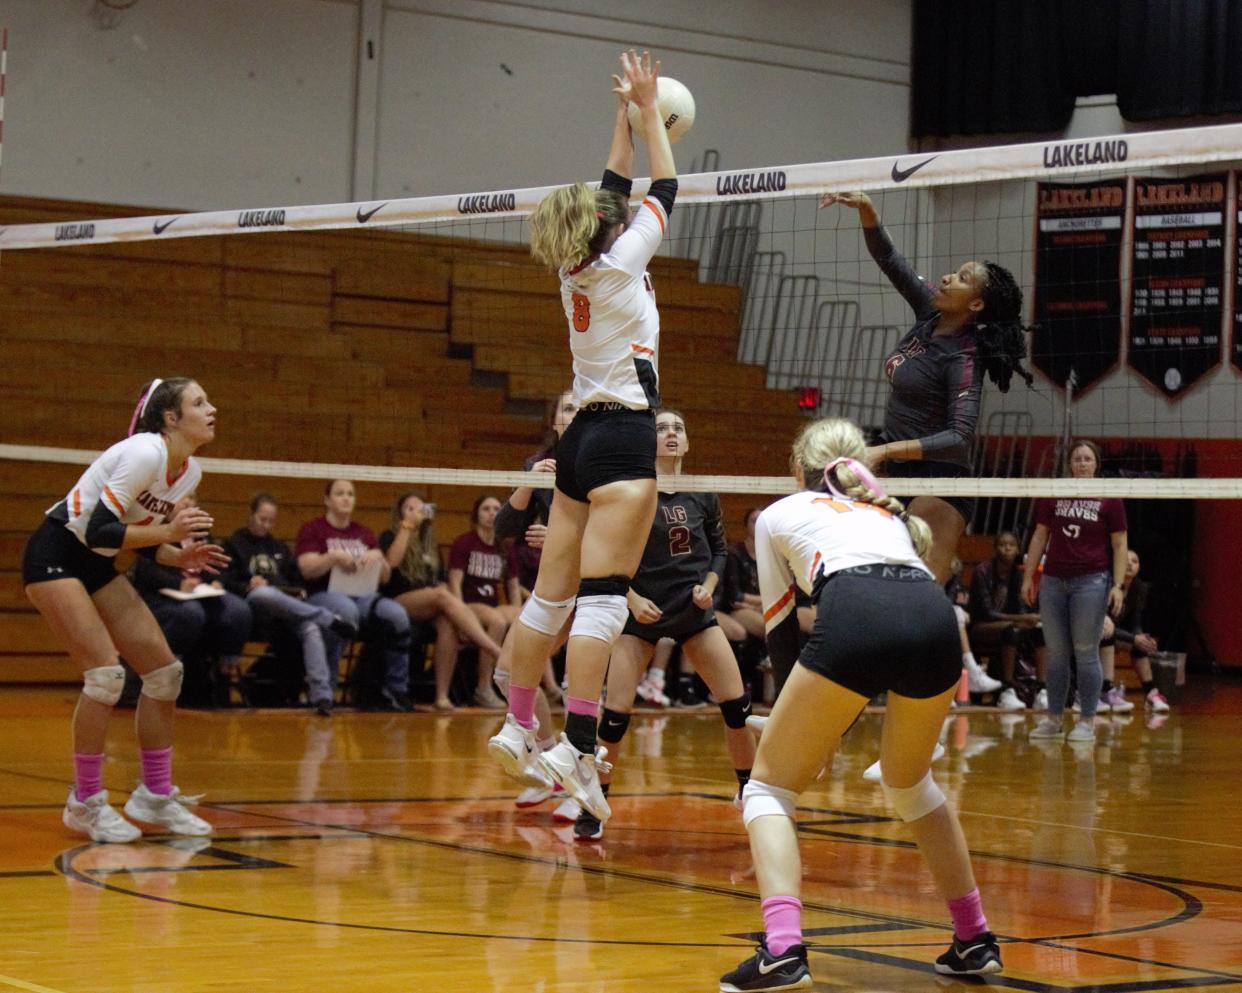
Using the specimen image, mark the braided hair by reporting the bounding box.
[974,262,1034,393]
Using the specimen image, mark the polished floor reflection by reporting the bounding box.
[1,685,1240,993]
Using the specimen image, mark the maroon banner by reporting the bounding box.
[1129,174,1225,397]
[1032,181,1126,394]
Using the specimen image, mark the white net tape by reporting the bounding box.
[2,444,1236,499]
[2,123,1242,248]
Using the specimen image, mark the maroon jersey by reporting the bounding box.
[448,531,513,605]
[1033,497,1127,578]
[295,517,378,594]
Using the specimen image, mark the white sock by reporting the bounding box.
[962,652,979,670]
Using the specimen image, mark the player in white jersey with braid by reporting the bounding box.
[22,378,228,843]
[720,418,1001,992]
[488,50,676,826]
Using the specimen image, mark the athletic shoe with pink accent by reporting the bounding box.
[123,783,212,836]
[1146,688,1171,713]
[551,796,581,823]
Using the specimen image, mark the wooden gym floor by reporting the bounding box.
[0,682,1240,993]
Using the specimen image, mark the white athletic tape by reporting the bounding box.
[2,123,1242,249]
[1,444,1237,499]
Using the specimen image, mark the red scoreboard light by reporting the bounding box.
[797,386,821,411]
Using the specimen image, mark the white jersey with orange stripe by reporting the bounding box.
[560,195,668,409]
[48,433,202,556]
[755,489,930,632]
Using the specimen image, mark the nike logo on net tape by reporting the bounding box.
[153,217,178,235]
[356,202,388,224]
[891,155,938,183]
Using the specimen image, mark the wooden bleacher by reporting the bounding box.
[0,194,810,685]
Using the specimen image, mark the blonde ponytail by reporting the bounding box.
[791,417,931,558]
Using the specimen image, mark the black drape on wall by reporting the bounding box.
[1116,0,1242,119]
[912,0,1242,137]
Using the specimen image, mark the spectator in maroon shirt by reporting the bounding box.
[295,479,411,712]
[448,494,521,709]
[1022,441,1128,743]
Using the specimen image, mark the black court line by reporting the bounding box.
[50,798,1242,989]
[0,869,57,879]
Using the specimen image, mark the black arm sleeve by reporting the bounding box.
[84,502,128,551]
[495,501,537,542]
[863,224,937,320]
[646,178,678,217]
[766,612,802,696]
[600,169,633,197]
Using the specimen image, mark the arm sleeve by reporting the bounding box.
[600,169,633,197]
[722,548,743,607]
[609,195,669,277]
[704,495,728,580]
[863,224,937,320]
[84,502,128,551]
[917,348,981,459]
[495,501,536,542]
[645,178,678,217]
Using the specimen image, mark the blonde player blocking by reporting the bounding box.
[22,378,226,843]
[487,50,676,825]
[721,417,1001,991]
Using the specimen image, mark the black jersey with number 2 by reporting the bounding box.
[632,491,728,610]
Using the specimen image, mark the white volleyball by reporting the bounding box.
[627,77,696,144]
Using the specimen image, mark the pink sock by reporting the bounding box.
[565,695,598,717]
[761,895,803,956]
[74,753,104,800]
[947,888,988,941]
[507,685,538,730]
[140,747,174,797]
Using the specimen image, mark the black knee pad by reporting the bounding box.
[578,575,631,598]
[598,706,631,745]
[718,692,752,730]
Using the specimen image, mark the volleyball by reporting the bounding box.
[627,77,696,144]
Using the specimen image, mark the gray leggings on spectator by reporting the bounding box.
[246,584,338,704]
[1039,570,1110,719]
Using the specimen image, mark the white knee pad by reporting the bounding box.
[519,593,576,637]
[140,660,184,702]
[881,770,946,822]
[82,665,126,706]
[569,594,629,644]
[741,779,798,828]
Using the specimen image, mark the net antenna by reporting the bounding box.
[90,0,139,31]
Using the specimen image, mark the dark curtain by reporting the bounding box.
[1117,0,1242,119]
[912,0,1242,137]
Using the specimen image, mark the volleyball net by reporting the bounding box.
[3,122,1242,528]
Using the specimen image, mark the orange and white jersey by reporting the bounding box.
[48,433,201,555]
[755,489,931,633]
[560,195,668,409]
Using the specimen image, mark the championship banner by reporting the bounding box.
[1032,180,1127,395]
[1129,174,1225,398]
